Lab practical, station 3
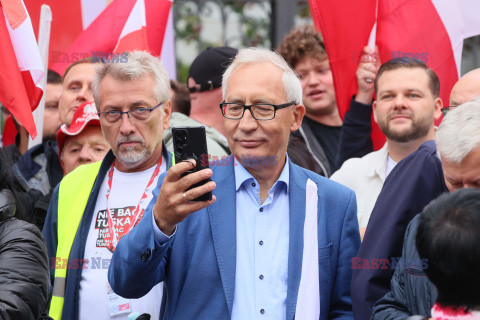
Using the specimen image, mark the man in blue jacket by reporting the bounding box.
[109,48,360,320]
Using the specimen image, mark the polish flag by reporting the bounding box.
[49,0,172,75]
[113,0,147,53]
[310,0,480,150]
[0,0,44,139]
[25,0,174,77]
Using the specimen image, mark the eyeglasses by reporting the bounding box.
[441,106,456,117]
[219,101,296,120]
[98,102,163,123]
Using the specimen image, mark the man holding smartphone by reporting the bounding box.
[109,48,360,319]
[43,51,173,320]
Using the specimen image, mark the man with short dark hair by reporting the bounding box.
[332,58,442,239]
[43,70,63,141]
[354,68,480,320]
[371,96,480,320]
[59,57,98,126]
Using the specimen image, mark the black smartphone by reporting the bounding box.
[172,126,212,201]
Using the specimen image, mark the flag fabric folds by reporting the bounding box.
[0,0,44,139]
[309,0,480,150]
[50,0,172,75]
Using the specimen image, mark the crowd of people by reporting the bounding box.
[0,24,479,320]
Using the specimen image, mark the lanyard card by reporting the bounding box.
[107,282,131,317]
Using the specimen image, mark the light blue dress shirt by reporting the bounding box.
[231,158,290,320]
[152,158,290,319]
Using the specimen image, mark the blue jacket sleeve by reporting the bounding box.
[42,185,59,286]
[330,191,361,320]
[351,141,448,320]
[335,97,374,169]
[108,172,173,299]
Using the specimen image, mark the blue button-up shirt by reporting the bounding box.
[152,158,290,319]
[231,158,290,320]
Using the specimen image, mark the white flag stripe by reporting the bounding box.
[161,8,176,80]
[80,0,106,30]
[3,5,43,85]
[432,0,480,76]
[295,178,320,319]
[117,0,146,40]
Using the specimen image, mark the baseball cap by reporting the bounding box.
[56,101,100,155]
[188,46,238,92]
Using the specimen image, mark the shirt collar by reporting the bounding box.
[234,155,290,193]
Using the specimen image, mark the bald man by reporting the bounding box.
[353,68,480,320]
[449,68,480,108]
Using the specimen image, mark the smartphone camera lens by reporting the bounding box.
[179,129,188,142]
[176,146,184,154]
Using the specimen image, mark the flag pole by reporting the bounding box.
[28,4,52,148]
[365,0,378,83]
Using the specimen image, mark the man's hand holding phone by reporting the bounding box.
[153,159,216,236]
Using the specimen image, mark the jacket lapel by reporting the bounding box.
[207,156,237,315]
[286,162,307,319]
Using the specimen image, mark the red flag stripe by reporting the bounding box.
[0,10,37,138]
[26,0,84,69]
[308,0,386,149]
[376,0,458,126]
[114,28,148,54]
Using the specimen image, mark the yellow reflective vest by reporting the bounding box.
[49,161,102,320]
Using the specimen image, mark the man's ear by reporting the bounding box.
[290,104,306,132]
[373,100,378,124]
[433,97,443,121]
[162,100,172,130]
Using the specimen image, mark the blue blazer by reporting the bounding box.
[109,158,360,320]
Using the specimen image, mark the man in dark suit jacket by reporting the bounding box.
[353,68,480,320]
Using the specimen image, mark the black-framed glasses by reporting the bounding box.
[441,106,456,117]
[219,101,296,120]
[98,102,163,123]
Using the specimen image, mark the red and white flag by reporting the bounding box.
[310,0,480,150]
[0,0,44,139]
[114,0,148,53]
[47,0,172,75]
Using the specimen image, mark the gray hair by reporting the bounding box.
[222,47,303,105]
[92,51,170,109]
[436,97,480,163]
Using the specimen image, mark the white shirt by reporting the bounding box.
[331,144,395,229]
[385,155,397,177]
[79,158,166,320]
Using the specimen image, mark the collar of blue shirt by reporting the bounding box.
[233,155,290,194]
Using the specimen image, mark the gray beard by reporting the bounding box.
[116,147,151,168]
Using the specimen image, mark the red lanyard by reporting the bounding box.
[104,157,162,251]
